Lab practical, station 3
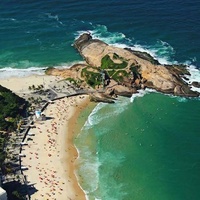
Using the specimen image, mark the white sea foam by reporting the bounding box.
[183,64,200,93]
[45,13,64,25]
[76,143,101,197]
[176,97,188,103]
[130,88,156,103]
[83,97,131,131]
[76,131,126,200]
[53,60,85,69]
[90,26,126,44]
[89,24,176,65]
[83,102,107,129]
[76,23,177,66]
[74,142,99,200]
[0,60,83,79]
[131,41,176,65]
[78,161,100,193]
[0,67,45,79]
[75,24,128,45]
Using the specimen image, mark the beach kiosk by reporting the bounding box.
[35,110,46,121]
[0,187,7,200]
[35,110,41,119]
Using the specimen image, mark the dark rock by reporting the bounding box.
[192,81,200,88]
[113,89,136,97]
[125,48,160,65]
[144,81,154,88]
[174,85,182,95]
[174,85,199,97]
[165,64,190,76]
[74,33,92,51]
[89,92,115,103]
[74,33,107,52]
[182,76,190,81]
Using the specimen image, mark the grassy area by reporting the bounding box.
[101,54,128,69]
[78,54,131,88]
[81,67,102,88]
[112,70,129,82]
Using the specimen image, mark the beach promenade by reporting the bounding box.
[0,75,89,200]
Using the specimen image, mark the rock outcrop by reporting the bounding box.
[73,33,199,97]
[46,33,199,102]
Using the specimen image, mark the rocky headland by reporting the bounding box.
[46,33,199,102]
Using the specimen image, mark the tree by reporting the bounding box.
[32,85,35,90]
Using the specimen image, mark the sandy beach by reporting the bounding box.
[0,74,90,200]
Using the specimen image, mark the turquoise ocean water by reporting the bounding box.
[76,92,200,200]
[1,1,200,199]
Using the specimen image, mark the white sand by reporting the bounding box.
[0,74,60,94]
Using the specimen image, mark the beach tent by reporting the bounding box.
[0,187,7,200]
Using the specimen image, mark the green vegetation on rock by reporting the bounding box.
[81,67,102,88]
[112,70,129,82]
[101,54,128,69]
[79,54,131,88]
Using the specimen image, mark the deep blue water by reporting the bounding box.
[1,1,200,199]
[0,0,200,69]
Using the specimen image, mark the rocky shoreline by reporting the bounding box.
[46,33,199,103]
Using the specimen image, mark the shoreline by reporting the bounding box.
[67,95,93,200]
[69,98,97,200]
[0,74,92,200]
